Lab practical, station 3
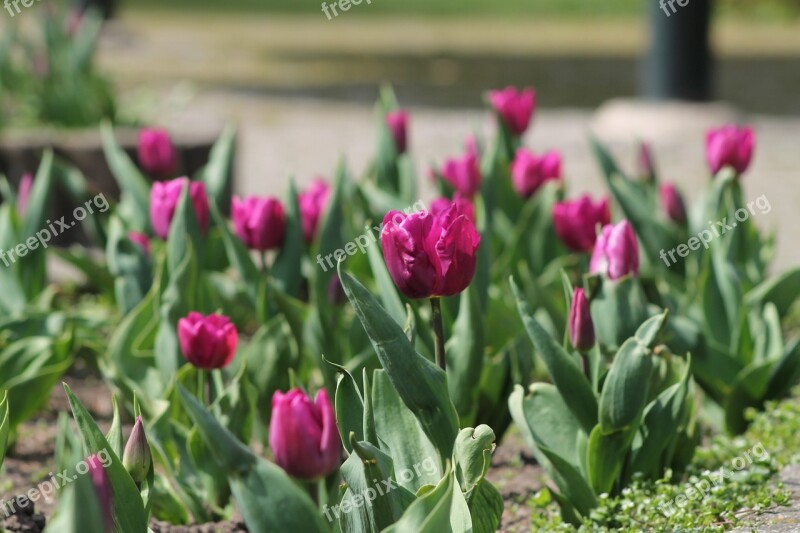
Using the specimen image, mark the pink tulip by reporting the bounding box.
[177,312,238,369]
[440,152,482,198]
[17,173,33,217]
[638,141,656,181]
[299,179,331,244]
[590,220,640,280]
[232,196,286,251]
[386,110,409,155]
[381,202,480,299]
[706,125,754,176]
[138,128,178,178]
[569,288,595,352]
[149,178,209,239]
[128,231,151,256]
[511,149,562,199]
[269,388,342,480]
[488,86,536,137]
[660,183,687,224]
[552,195,611,253]
[430,196,475,223]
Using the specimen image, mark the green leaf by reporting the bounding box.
[272,180,304,298]
[585,274,650,351]
[453,425,495,494]
[199,124,236,209]
[586,424,635,495]
[598,336,654,433]
[745,267,800,316]
[466,479,503,533]
[101,121,151,229]
[105,396,123,459]
[382,467,471,533]
[328,357,364,453]
[210,202,260,305]
[0,391,8,469]
[365,233,405,327]
[445,286,485,425]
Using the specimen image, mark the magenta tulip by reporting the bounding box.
[177,312,238,369]
[429,196,475,223]
[552,195,611,253]
[590,220,640,280]
[17,173,33,217]
[440,152,482,198]
[511,148,562,199]
[386,110,409,155]
[128,231,151,256]
[660,183,687,224]
[150,178,209,239]
[269,388,342,480]
[638,141,656,181]
[569,288,595,352]
[299,179,331,244]
[232,196,286,251]
[86,455,112,531]
[138,128,178,178]
[487,86,536,137]
[706,125,754,176]
[381,202,480,299]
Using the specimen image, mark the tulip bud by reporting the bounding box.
[511,148,562,199]
[17,173,33,217]
[590,220,640,280]
[637,141,656,183]
[149,177,210,239]
[231,196,286,251]
[298,179,331,244]
[128,231,151,256]
[86,454,112,531]
[440,151,482,198]
[659,183,687,224]
[705,125,754,176]
[552,195,611,253]
[386,110,409,155]
[381,202,480,299]
[138,128,178,178]
[487,86,536,137]
[569,288,595,352]
[177,312,238,369]
[269,388,342,480]
[122,417,152,483]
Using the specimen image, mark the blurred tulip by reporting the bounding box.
[706,125,754,176]
[569,288,595,352]
[269,388,342,480]
[430,195,475,223]
[465,134,479,157]
[86,455,112,531]
[440,151,482,198]
[381,202,480,299]
[638,141,656,182]
[149,177,209,239]
[487,86,536,136]
[552,195,611,253]
[138,128,178,178]
[660,183,687,224]
[232,196,286,251]
[177,312,238,369]
[386,110,409,154]
[128,231,151,256]
[590,220,640,280]
[511,148,562,199]
[299,179,331,243]
[17,173,33,217]
[122,417,152,484]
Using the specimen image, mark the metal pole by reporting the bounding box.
[644,0,712,101]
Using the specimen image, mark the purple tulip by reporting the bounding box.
[86,455,112,531]
[177,312,238,369]
[269,388,342,480]
[590,220,640,280]
[149,177,210,240]
[430,195,475,223]
[138,128,178,178]
[122,416,152,483]
[638,141,656,182]
[128,231,151,256]
[569,288,595,352]
[552,195,611,253]
[232,196,286,251]
[440,151,482,198]
[381,201,480,299]
[511,148,562,199]
[386,110,409,155]
[487,86,536,137]
[17,173,33,217]
[660,183,687,224]
[299,179,331,244]
[706,125,754,176]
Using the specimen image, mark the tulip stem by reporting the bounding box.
[430,298,446,372]
[259,251,269,274]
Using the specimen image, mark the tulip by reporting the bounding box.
[128,231,150,256]
[150,178,210,239]
[569,288,595,352]
[269,388,342,480]
[552,195,611,253]
[706,125,754,176]
[299,179,331,243]
[660,183,687,224]
[440,152,482,198]
[386,110,409,155]
[590,220,640,280]
[231,196,286,251]
[381,202,480,299]
[638,141,656,182]
[429,196,475,223]
[138,128,178,178]
[177,312,238,369]
[465,135,479,158]
[17,173,33,217]
[326,275,346,306]
[86,455,112,531]
[487,86,536,137]
[511,149,562,199]
[122,417,152,484]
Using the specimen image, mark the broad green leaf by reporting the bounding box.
[199,124,236,209]
[446,286,484,425]
[586,424,635,495]
[598,337,654,433]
